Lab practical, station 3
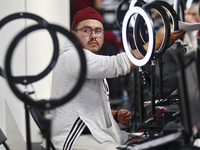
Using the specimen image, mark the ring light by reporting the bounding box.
[129,0,146,28]
[5,24,86,109]
[0,12,49,29]
[134,2,170,59]
[0,12,58,83]
[116,0,145,29]
[122,6,155,66]
[151,0,179,31]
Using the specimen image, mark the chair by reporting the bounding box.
[0,128,10,150]
[29,104,56,150]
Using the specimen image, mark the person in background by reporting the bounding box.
[184,1,200,53]
[50,7,185,150]
[153,1,200,96]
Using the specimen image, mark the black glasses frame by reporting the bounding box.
[74,27,104,37]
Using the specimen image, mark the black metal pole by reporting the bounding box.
[138,67,144,122]
[196,37,200,91]
[159,55,164,100]
[25,104,32,150]
[133,69,138,131]
[44,112,51,150]
[151,60,156,115]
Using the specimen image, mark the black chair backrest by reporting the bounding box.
[29,106,56,150]
[0,128,7,144]
[0,128,10,150]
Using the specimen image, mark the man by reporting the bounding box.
[50,7,185,150]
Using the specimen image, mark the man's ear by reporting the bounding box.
[71,30,76,35]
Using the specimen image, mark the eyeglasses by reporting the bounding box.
[74,27,104,37]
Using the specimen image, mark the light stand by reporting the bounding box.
[138,66,145,122]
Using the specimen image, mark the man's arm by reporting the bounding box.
[111,110,118,116]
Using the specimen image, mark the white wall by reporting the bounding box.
[0,0,70,149]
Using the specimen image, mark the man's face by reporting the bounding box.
[72,19,104,53]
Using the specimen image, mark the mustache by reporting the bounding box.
[88,39,99,45]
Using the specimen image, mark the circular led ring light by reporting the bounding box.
[152,0,179,45]
[134,3,170,59]
[116,0,129,29]
[116,0,145,29]
[122,6,155,66]
[0,12,58,84]
[5,24,86,109]
[0,12,48,29]
[129,0,146,28]
[152,0,179,31]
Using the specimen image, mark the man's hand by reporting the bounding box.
[117,109,132,127]
[130,27,186,70]
[155,28,186,50]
